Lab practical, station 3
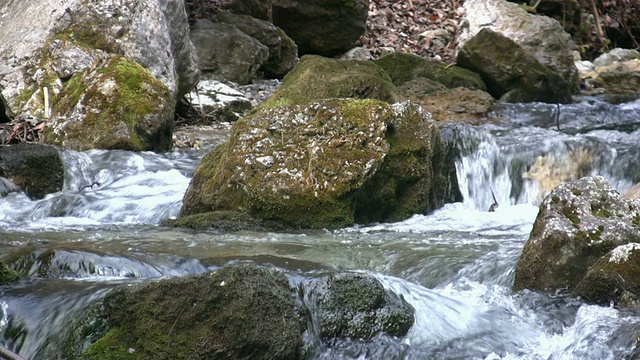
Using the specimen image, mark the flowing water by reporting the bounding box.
[1,95,640,359]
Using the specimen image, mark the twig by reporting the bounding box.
[589,0,606,47]
[0,345,26,360]
[555,103,561,131]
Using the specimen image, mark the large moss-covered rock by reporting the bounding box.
[375,52,486,91]
[513,176,640,292]
[179,99,448,229]
[272,0,368,56]
[574,243,640,307]
[71,264,304,360]
[46,55,174,151]
[262,55,402,108]
[309,273,414,340]
[404,87,495,125]
[457,28,572,103]
[0,143,63,199]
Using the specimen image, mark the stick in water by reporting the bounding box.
[488,187,498,212]
[0,345,26,360]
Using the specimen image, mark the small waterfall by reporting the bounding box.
[444,96,640,211]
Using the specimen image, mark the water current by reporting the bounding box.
[1,95,639,359]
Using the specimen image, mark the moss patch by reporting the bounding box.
[0,262,20,285]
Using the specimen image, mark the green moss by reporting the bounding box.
[82,328,136,360]
[595,209,612,218]
[562,205,581,226]
[552,195,561,203]
[571,187,582,196]
[165,211,268,232]
[0,262,20,285]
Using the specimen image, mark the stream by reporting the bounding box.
[1,95,640,359]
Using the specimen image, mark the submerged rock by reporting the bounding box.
[574,243,640,307]
[46,55,174,151]
[0,143,63,199]
[179,99,450,229]
[70,264,305,360]
[513,176,640,292]
[261,55,402,108]
[308,273,414,340]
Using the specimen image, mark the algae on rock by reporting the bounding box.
[47,55,174,151]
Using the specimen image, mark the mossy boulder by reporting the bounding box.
[404,87,495,125]
[69,264,305,360]
[375,52,486,91]
[0,143,63,199]
[574,243,640,307]
[261,55,402,108]
[46,55,174,151]
[308,273,414,340]
[513,176,640,292]
[179,99,450,229]
[457,28,573,103]
[0,262,19,285]
[165,210,270,232]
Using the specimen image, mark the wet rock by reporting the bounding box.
[623,183,640,200]
[261,55,402,108]
[404,87,495,125]
[165,210,270,232]
[67,264,305,360]
[574,243,640,307]
[375,52,486,91]
[308,273,414,340]
[46,55,174,151]
[272,0,368,56]
[0,262,19,285]
[0,0,199,117]
[0,143,63,199]
[179,99,449,229]
[457,28,573,103]
[513,176,640,292]
[187,80,252,123]
[0,176,20,197]
[213,11,298,78]
[190,19,269,85]
[458,0,579,93]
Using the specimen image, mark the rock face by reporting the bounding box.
[457,28,573,103]
[458,0,579,93]
[179,99,449,229]
[70,264,305,360]
[46,56,174,151]
[0,143,63,199]
[308,273,414,340]
[375,52,486,91]
[262,55,401,108]
[212,11,298,79]
[513,176,640,292]
[272,0,369,56]
[574,243,640,307]
[190,19,270,85]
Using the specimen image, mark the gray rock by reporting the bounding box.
[574,243,640,307]
[190,19,270,84]
[308,273,415,340]
[0,143,63,199]
[0,176,20,197]
[593,48,640,67]
[0,0,199,117]
[220,0,273,21]
[213,12,298,78]
[272,0,369,56]
[457,28,573,103]
[513,176,640,292]
[188,80,252,122]
[458,0,579,93]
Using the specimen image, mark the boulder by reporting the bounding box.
[213,11,298,78]
[308,273,414,340]
[190,19,269,85]
[46,55,174,151]
[574,243,640,307]
[513,176,640,292]
[590,60,640,94]
[261,55,402,108]
[375,52,486,91]
[0,143,63,199]
[179,99,449,229]
[0,0,199,117]
[187,80,252,123]
[272,0,369,56]
[219,0,273,22]
[67,264,305,360]
[457,28,573,103]
[592,48,640,67]
[458,0,579,93]
[402,87,495,125]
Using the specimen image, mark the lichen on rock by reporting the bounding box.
[47,55,174,151]
[179,99,449,229]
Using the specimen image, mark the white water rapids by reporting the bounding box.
[1,95,639,359]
